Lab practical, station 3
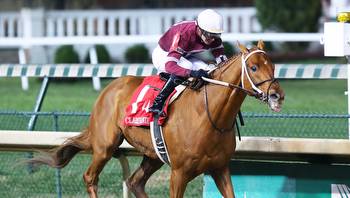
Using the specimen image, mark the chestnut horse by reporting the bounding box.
[30,41,284,198]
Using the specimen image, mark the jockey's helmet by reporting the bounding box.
[197,9,224,36]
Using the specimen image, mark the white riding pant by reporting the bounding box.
[152,45,214,74]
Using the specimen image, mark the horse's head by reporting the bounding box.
[237,40,285,112]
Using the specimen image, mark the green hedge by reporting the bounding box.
[54,45,80,64]
[223,41,236,57]
[124,44,150,63]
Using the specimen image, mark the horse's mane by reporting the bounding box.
[212,53,241,79]
[213,45,262,79]
[219,53,241,68]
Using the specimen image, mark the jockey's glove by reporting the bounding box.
[190,69,210,79]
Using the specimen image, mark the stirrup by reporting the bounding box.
[149,108,165,116]
[149,101,162,112]
[149,107,166,117]
[156,111,166,117]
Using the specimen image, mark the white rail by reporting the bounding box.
[0,12,21,37]
[0,64,346,79]
[1,130,350,161]
[0,8,324,67]
[0,8,259,38]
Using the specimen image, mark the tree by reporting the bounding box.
[255,0,322,50]
[255,0,321,32]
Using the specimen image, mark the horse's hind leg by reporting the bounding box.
[126,155,163,198]
[83,126,123,198]
[210,165,235,198]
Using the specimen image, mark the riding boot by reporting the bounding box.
[149,74,183,116]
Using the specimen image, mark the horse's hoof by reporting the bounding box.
[87,185,98,198]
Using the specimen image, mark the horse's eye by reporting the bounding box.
[251,65,257,72]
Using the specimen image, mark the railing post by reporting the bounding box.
[53,113,62,198]
[20,8,33,44]
[27,77,49,131]
[18,48,29,90]
[89,47,101,91]
[19,8,32,91]
[20,8,47,64]
[26,76,50,173]
[347,56,350,139]
[118,155,131,198]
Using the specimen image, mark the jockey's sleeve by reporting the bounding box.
[165,51,190,77]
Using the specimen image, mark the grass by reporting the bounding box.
[243,79,347,113]
[0,78,107,111]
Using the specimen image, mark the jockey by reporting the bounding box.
[149,9,227,116]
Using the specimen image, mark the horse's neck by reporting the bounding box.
[207,56,247,128]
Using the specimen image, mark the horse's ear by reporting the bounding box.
[257,40,265,50]
[236,41,249,53]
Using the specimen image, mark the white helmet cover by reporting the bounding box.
[197,9,224,34]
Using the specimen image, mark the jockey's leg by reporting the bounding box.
[149,74,184,116]
[152,45,168,73]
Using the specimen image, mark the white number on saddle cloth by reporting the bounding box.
[131,85,151,114]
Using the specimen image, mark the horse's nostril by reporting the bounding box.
[269,93,280,101]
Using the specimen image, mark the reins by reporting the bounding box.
[201,77,257,96]
[203,84,235,133]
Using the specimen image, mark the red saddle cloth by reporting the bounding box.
[124,75,175,126]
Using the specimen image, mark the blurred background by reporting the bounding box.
[1,0,350,197]
[0,0,347,64]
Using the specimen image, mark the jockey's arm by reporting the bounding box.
[164,51,191,77]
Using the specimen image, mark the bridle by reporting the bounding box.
[202,49,278,132]
[203,49,277,102]
[240,50,276,101]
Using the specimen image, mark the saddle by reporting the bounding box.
[123,74,187,127]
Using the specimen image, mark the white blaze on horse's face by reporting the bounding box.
[268,92,282,112]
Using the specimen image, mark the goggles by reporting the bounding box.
[200,28,221,40]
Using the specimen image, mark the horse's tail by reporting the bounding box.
[28,128,91,168]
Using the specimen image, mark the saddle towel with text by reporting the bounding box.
[124,75,177,126]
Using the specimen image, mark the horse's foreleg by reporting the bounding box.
[169,169,189,198]
[126,155,163,198]
[210,165,235,198]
